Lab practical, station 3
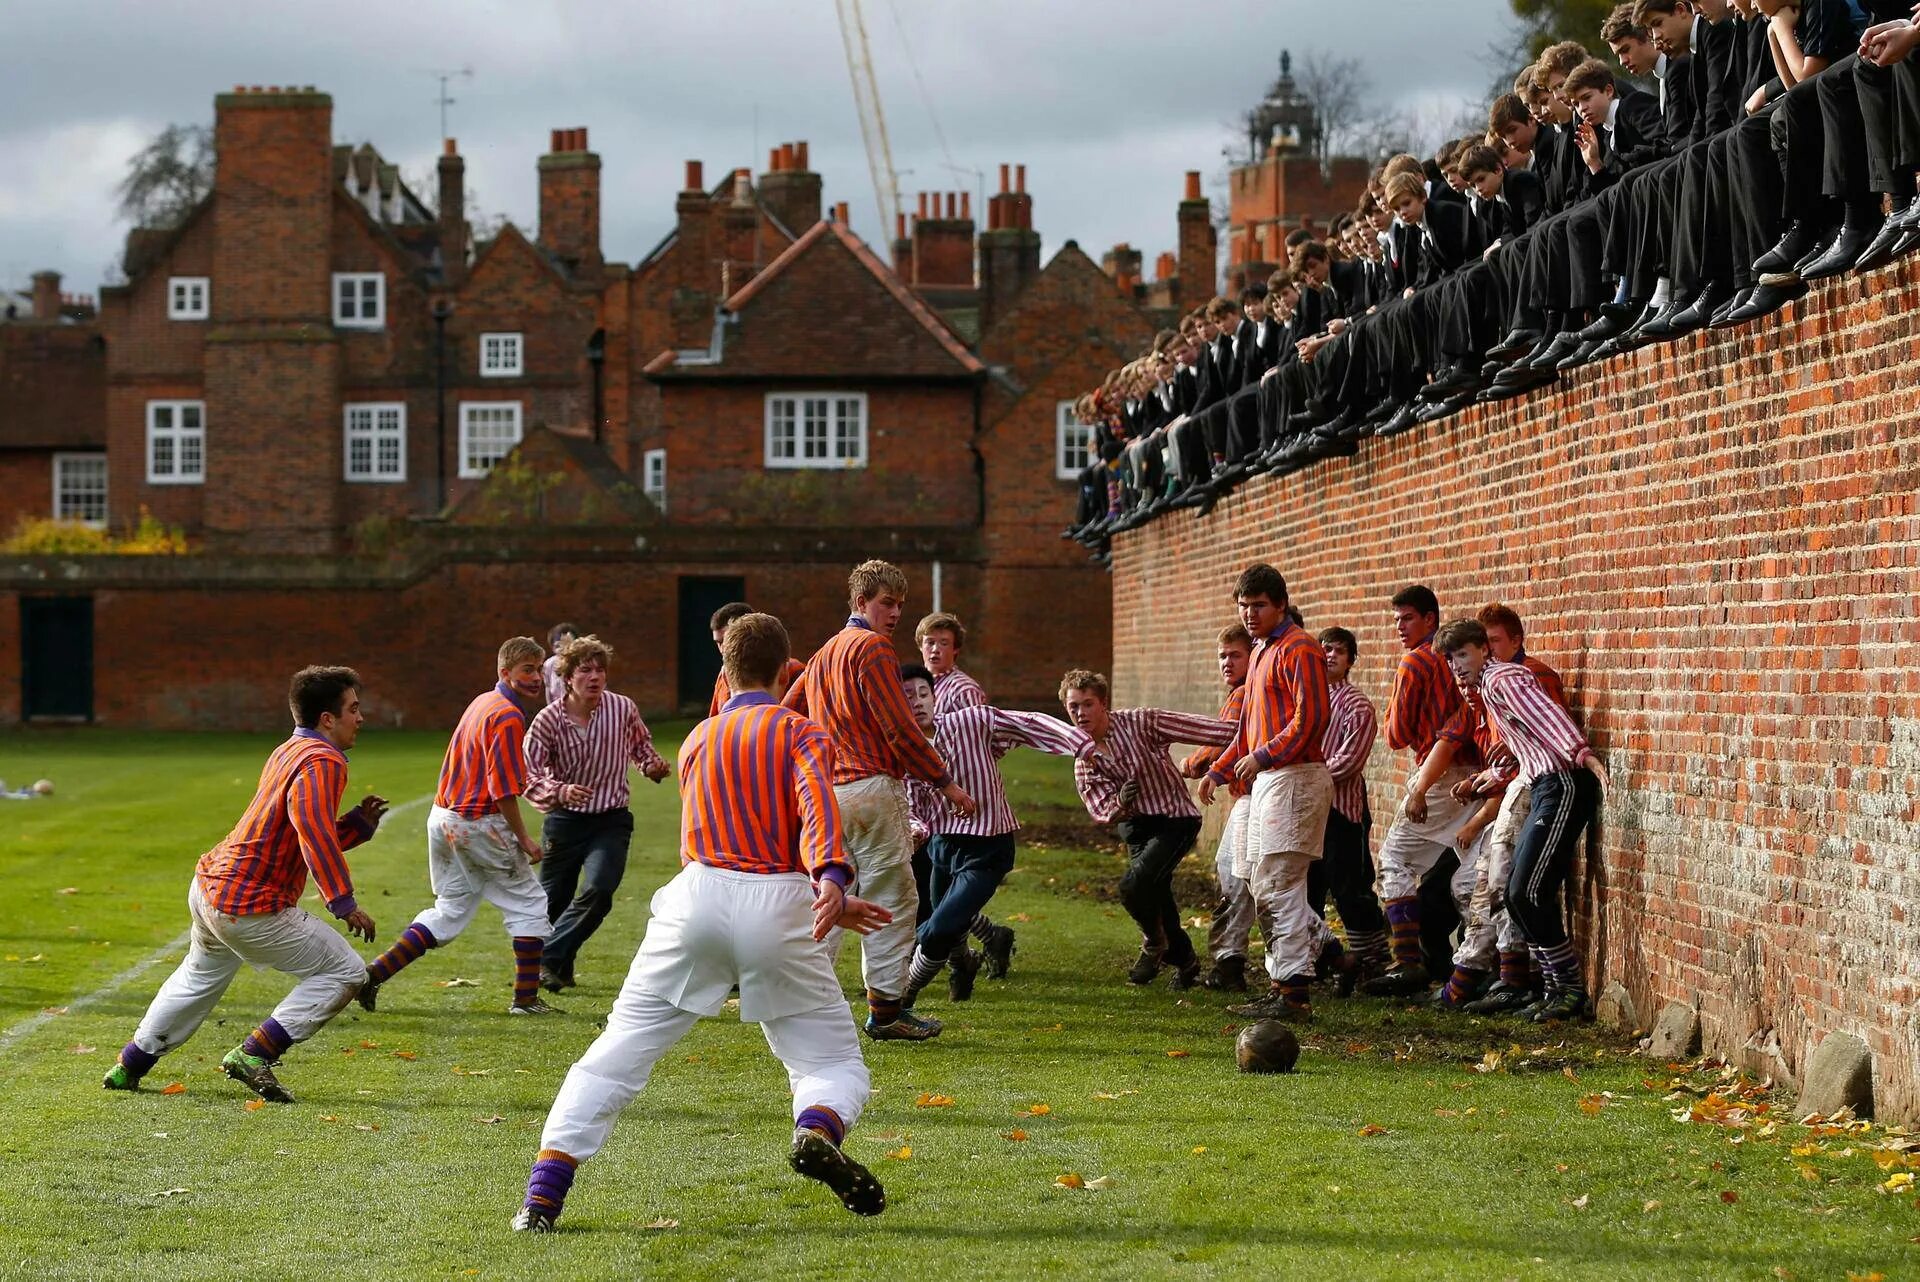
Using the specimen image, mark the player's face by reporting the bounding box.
[325,688,364,749]
[1393,605,1433,650]
[920,629,958,676]
[1063,688,1109,739]
[1218,643,1251,688]
[569,657,608,701]
[711,627,727,653]
[903,677,936,731]
[1237,592,1282,637]
[504,659,545,701]
[856,591,904,635]
[1323,642,1352,684]
[1446,642,1490,689]
[1485,622,1522,663]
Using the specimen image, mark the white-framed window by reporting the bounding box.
[763,392,868,469]
[167,277,209,320]
[642,447,666,512]
[53,453,108,525]
[146,400,205,484]
[343,403,407,483]
[1056,400,1093,480]
[458,402,523,478]
[332,272,385,329]
[480,332,523,378]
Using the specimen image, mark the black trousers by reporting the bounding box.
[1115,814,1203,966]
[1853,48,1920,195]
[1308,807,1386,935]
[1506,769,1602,949]
[538,807,634,969]
[1729,101,1787,283]
[1418,850,1462,977]
[912,838,933,927]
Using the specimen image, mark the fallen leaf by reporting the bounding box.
[643,1218,679,1231]
[478,1115,506,1125]
[1344,1042,1373,1055]
[1795,1163,1822,1183]
[1880,1173,1915,1194]
[1563,1066,1581,1082]
[160,1082,186,1095]
[354,1123,381,1132]
[244,1099,265,1112]
[1032,1023,1064,1032]
[1165,1049,1190,1059]
[1192,1145,1208,1154]
[437,978,479,988]
[1555,1163,1570,1173]
[392,1050,417,1061]
[1643,1199,1662,1213]
[914,1092,955,1108]
[1579,1094,1608,1116]
[1005,1129,1029,1141]
[152,1187,190,1198]
[150,1132,168,1139]
[886,1145,912,1160]
[1476,1050,1504,1074]
[359,1040,379,1049]
[1358,1124,1389,1137]
[1433,1108,1459,1118]
[1571,1194,1590,1210]
[339,1048,356,1057]
[42,1006,67,1016]
[319,1115,338,1123]
[1847,1274,1885,1282]
[1054,1173,1086,1189]
[1021,1104,1052,1117]
[58,887,78,895]
[1092,1090,1138,1100]
[451,1066,492,1076]
[69,1044,95,1054]
[1006,913,1033,923]
[1085,1176,1115,1189]
[1719,1190,1739,1204]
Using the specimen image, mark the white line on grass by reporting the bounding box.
[0,793,433,1058]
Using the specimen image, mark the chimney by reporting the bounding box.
[538,125,603,278]
[892,211,912,277]
[30,271,60,321]
[438,137,467,289]
[757,138,823,230]
[212,85,334,323]
[1101,243,1143,300]
[673,159,716,347]
[977,161,1041,333]
[722,168,758,290]
[908,190,974,291]
[1176,170,1216,308]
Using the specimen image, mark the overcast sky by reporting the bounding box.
[1,0,1518,294]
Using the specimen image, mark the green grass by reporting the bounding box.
[1,728,1916,1281]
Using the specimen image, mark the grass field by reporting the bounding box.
[1,727,1916,1281]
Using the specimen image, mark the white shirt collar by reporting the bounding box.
[1603,97,1621,133]
[1653,51,1670,80]
[1690,14,1703,53]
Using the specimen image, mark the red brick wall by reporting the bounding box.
[1107,268,1920,1120]
[0,453,52,530]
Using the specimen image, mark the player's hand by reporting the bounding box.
[1117,779,1141,809]
[1197,775,1217,806]
[343,908,377,942]
[1405,790,1429,824]
[517,831,545,863]
[1456,818,1489,849]
[1449,776,1478,804]
[1232,754,1259,782]
[559,783,592,809]
[352,794,389,829]
[644,760,672,783]
[1580,750,1608,797]
[941,782,978,818]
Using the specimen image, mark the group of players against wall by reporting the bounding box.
[93,555,1606,1233]
[1065,0,1920,557]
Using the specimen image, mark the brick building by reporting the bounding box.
[0,274,104,532]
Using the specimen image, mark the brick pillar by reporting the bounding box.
[438,138,467,289]
[672,160,715,349]
[538,127,602,279]
[977,163,1040,333]
[30,271,60,320]
[205,86,340,552]
[757,139,823,231]
[1177,170,1217,308]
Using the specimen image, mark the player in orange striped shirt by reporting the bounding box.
[103,667,387,1104]
[782,560,975,1042]
[516,614,893,1233]
[706,600,805,718]
[360,637,558,1016]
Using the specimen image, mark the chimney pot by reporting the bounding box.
[1184,170,1202,201]
[577,126,589,150]
[550,129,563,153]
[685,159,704,191]
[780,141,796,171]
[988,200,1001,231]
[1015,164,1026,194]
[769,147,782,173]
[961,191,971,220]
[917,192,928,218]
[945,192,956,219]
[444,137,458,156]
[895,212,907,240]
[796,141,809,169]
[834,201,849,223]
[998,163,1010,194]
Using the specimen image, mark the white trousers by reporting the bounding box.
[1376,766,1475,901]
[1453,782,1532,969]
[834,777,916,1001]
[1208,798,1257,961]
[539,863,870,1163]
[1249,852,1319,981]
[132,882,365,1057]
[414,806,551,941]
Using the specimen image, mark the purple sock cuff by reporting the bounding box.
[121,1042,158,1075]
[409,922,438,950]
[796,1106,845,1147]
[1384,898,1419,927]
[244,1017,293,1060]
[526,1156,578,1212]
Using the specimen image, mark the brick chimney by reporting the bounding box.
[977,163,1041,333]
[30,271,60,320]
[910,190,975,291]
[438,137,467,289]
[1101,243,1143,299]
[720,168,759,296]
[757,139,822,231]
[1176,170,1217,307]
[891,211,912,278]
[539,126,602,278]
[672,160,715,348]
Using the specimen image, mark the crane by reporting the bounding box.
[834,0,902,239]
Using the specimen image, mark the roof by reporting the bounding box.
[648,220,984,380]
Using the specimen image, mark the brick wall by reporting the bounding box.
[0,453,52,528]
[1106,266,1920,1121]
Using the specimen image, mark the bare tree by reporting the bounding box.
[116,124,214,228]
[400,160,512,243]
[1293,51,1368,165]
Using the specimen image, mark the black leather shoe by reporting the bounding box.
[1706,286,1754,330]
[1850,205,1914,274]
[1631,296,1691,344]
[1489,327,1542,360]
[1801,212,1883,282]
[1375,403,1421,437]
[1721,277,1808,324]
[1576,310,1628,343]
[1894,221,1920,260]
[1665,280,1728,336]
[1753,220,1819,275]
[1361,963,1430,998]
[1531,330,1587,369]
[1555,339,1602,372]
[1305,428,1360,459]
[1420,363,1477,399]
[1414,394,1470,424]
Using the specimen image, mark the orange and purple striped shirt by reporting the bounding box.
[195,729,373,919]
[435,681,532,818]
[1385,636,1464,763]
[1181,683,1251,799]
[679,692,851,887]
[782,617,949,787]
[1206,619,1331,782]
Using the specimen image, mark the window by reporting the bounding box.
[1056,400,1093,480]
[642,448,666,512]
[344,403,407,482]
[53,454,108,524]
[146,400,205,484]
[480,332,523,378]
[458,402,523,478]
[332,272,385,328]
[167,277,209,320]
[763,393,867,469]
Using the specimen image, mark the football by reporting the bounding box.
[1235,1019,1300,1074]
[31,779,53,796]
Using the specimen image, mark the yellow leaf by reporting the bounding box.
[1880,1172,1915,1194]
[160,1082,186,1095]
[1022,1104,1052,1117]
[1085,1176,1115,1190]
[1475,1050,1503,1074]
[359,1040,379,1049]
[1571,1194,1589,1210]
[1563,1066,1581,1082]
[1054,1172,1085,1189]
[1165,1049,1190,1059]
[1192,1145,1208,1154]
[1344,1042,1373,1054]
[1579,1094,1607,1116]
[886,1145,912,1160]
[914,1092,955,1108]
[1032,1023,1064,1032]
[1791,1142,1824,1157]
[319,1115,339,1123]
[392,1050,417,1061]
[1005,1129,1029,1142]
[1358,1124,1389,1137]
[1433,1108,1460,1118]
[1872,1149,1901,1170]
[1847,1274,1886,1282]
[1006,913,1033,923]
[1643,1199,1662,1213]
[1795,1163,1821,1183]
[244,1099,265,1112]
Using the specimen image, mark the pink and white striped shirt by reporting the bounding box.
[1477,660,1593,786]
[1322,680,1378,824]
[524,691,668,813]
[1074,708,1237,824]
[933,668,987,717]
[908,705,1095,838]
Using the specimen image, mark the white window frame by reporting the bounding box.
[167,276,209,320]
[1055,400,1093,480]
[479,332,524,378]
[763,392,868,470]
[52,453,109,526]
[642,447,666,512]
[331,272,386,329]
[146,400,206,485]
[458,401,523,478]
[343,402,408,483]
